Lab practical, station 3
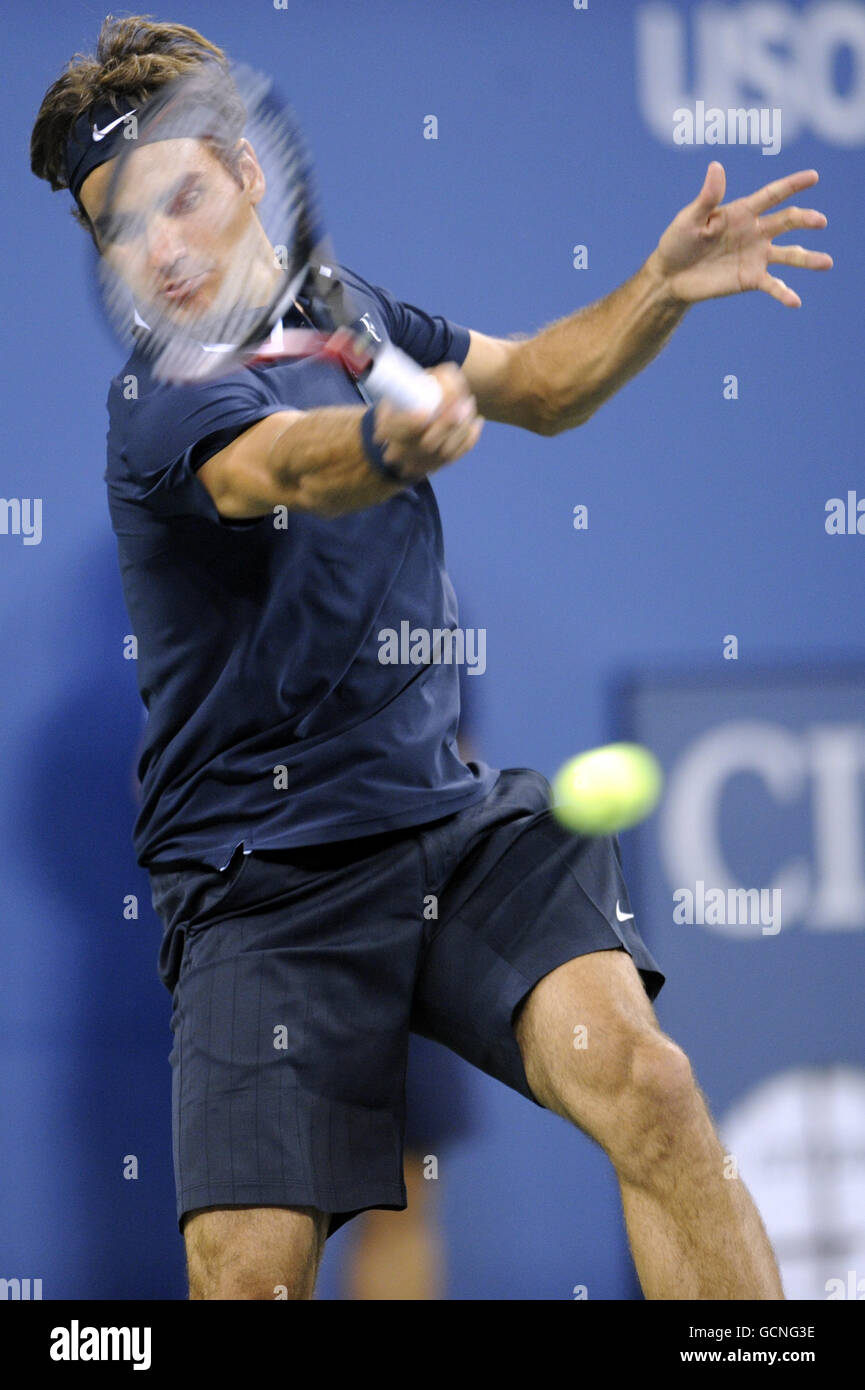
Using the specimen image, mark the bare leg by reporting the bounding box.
[184,1204,328,1300]
[514,949,784,1300]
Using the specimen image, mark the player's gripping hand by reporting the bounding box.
[371,362,484,481]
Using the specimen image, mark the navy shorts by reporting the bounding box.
[149,767,665,1237]
[403,1033,478,1154]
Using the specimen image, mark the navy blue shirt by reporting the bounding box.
[105,266,498,869]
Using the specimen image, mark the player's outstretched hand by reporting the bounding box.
[372,363,484,481]
[650,161,833,308]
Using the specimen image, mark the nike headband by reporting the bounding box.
[64,73,239,218]
[64,98,142,213]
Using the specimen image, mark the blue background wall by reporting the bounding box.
[3,0,863,1299]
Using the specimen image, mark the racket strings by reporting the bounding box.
[98,63,324,382]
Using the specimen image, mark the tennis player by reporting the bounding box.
[32,17,831,1300]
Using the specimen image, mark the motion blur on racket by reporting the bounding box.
[96,61,442,414]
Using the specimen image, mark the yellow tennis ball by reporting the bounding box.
[550,743,663,835]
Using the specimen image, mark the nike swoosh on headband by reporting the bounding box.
[92,109,136,141]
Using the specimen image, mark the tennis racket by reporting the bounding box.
[95,61,443,415]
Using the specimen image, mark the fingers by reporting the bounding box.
[767,243,834,271]
[759,206,828,237]
[756,202,832,289]
[449,414,484,460]
[746,168,819,215]
[429,414,483,464]
[415,400,483,464]
[417,397,474,454]
[393,415,483,480]
[374,361,483,475]
[758,271,802,308]
[693,160,726,213]
[427,360,473,412]
[419,362,478,447]
[758,203,832,278]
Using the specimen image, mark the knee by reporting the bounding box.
[188,1267,295,1301]
[629,1034,697,1121]
[608,1035,701,1180]
[543,1028,701,1177]
[188,1251,315,1301]
[184,1208,323,1301]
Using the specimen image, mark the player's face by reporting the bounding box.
[80,137,271,328]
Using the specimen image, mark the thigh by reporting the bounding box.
[410,768,666,1106]
[513,946,663,1121]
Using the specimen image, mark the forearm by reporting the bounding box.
[264,406,403,517]
[206,363,481,521]
[514,251,689,435]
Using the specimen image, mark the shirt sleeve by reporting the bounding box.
[110,367,286,525]
[336,266,472,369]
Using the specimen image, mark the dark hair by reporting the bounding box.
[30,15,243,235]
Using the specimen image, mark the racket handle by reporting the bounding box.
[363,342,443,418]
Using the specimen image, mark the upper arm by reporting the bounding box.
[196,410,303,519]
[111,363,293,525]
